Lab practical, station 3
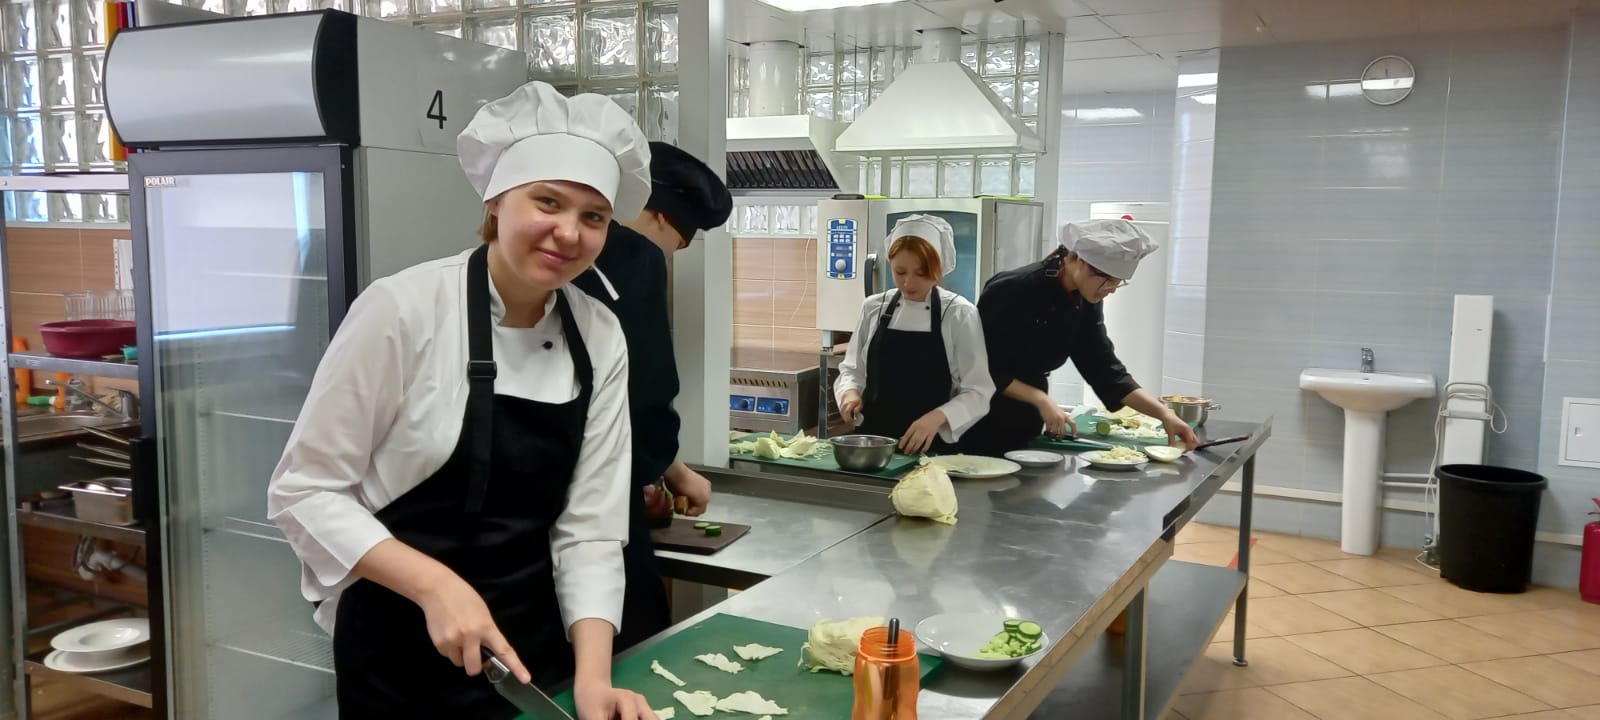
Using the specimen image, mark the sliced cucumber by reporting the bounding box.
[1002,619,1023,633]
[693,522,711,530]
[703,525,723,537]
[1017,621,1043,639]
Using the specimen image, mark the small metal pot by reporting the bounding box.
[1162,395,1220,427]
[830,434,898,471]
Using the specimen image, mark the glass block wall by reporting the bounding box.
[729,37,1042,199]
[0,0,679,222]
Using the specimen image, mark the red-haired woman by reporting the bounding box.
[834,214,995,454]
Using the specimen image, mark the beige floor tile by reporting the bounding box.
[1303,588,1445,626]
[1518,586,1593,611]
[1367,665,1551,719]
[1374,620,1540,664]
[1535,605,1600,635]
[1552,649,1600,676]
[1253,532,1353,562]
[1491,712,1588,719]
[1314,557,1440,588]
[1239,545,1300,566]
[1173,687,1319,720]
[1179,638,1351,693]
[1212,614,1274,642]
[1460,611,1600,654]
[1381,583,1543,618]
[1160,708,1188,720]
[1247,579,1285,598]
[1253,562,1366,594]
[1178,523,1239,545]
[1245,596,1361,636]
[1567,706,1600,719]
[1174,541,1247,568]
[1284,628,1448,674]
[1462,656,1600,708]
[1376,545,1431,566]
[1266,676,1450,720]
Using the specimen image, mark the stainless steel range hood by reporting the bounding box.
[834,28,1041,155]
[725,41,859,194]
[726,114,857,192]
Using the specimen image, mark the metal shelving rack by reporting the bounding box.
[0,173,153,717]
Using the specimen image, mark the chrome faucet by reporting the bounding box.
[44,378,139,421]
[1360,347,1375,374]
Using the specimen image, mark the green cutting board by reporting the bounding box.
[730,433,920,478]
[536,613,943,718]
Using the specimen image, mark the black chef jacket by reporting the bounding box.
[572,223,680,487]
[977,260,1140,416]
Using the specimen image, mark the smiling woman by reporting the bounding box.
[268,80,660,720]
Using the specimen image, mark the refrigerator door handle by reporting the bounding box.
[131,435,159,525]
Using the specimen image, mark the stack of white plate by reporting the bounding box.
[45,618,151,673]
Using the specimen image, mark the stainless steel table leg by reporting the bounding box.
[1121,588,1148,720]
[1234,455,1256,667]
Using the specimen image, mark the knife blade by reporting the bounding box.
[481,649,574,720]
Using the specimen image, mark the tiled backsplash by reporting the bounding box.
[731,235,822,365]
[1194,24,1598,583]
[5,225,129,391]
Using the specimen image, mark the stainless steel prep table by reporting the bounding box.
[650,419,1270,720]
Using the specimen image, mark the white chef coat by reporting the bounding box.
[834,287,994,442]
[267,248,632,638]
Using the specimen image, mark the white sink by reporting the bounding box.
[1299,368,1437,413]
[1300,368,1436,556]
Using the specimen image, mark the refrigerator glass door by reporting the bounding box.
[139,152,343,719]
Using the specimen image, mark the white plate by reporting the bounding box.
[925,454,1022,479]
[51,618,149,654]
[43,648,150,674]
[914,613,1049,671]
[1079,450,1149,472]
[1146,446,1183,463]
[1004,450,1063,468]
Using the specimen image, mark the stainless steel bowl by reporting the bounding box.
[830,434,898,471]
[1162,395,1220,427]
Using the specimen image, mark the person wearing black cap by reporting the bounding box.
[572,140,733,654]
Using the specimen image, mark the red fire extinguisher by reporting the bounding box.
[1583,498,1600,605]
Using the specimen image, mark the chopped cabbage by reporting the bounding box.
[889,462,958,525]
[654,709,676,720]
[649,659,686,687]
[779,435,818,458]
[799,616,884,675]
[693,652,744,674]
[733,643,784,661]
[754,437,782,460]
[715,690,788,715]
[673,690,718,717]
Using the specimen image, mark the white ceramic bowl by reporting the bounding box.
[1146,446,1183,463]
[1079,450,1149,471]
[913,613,1049,671]
[52,618,149,654]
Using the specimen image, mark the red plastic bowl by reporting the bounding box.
[38,320,137,358]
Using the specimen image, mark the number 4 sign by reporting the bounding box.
[426,90,447,130]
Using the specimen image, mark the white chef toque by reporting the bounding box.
[457,81,652,221]
[887,214,957,276]
[1060,219,1158,280]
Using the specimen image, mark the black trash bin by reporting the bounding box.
[1437,464,1548,594]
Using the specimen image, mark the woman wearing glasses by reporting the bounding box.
[959,219,1200,455]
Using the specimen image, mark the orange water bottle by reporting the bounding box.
[852,619,919,720]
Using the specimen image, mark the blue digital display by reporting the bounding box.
[826,218,857,280]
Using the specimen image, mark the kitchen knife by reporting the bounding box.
[481,649,574,720]
[1194,435,1250,452]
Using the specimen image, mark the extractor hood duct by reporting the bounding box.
[834,28,1042,154]
[725,40,859,193]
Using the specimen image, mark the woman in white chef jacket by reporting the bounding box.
[835,215,995,454]
[267,82,657,720]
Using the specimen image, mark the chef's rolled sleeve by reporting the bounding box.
[550,321,632,635]
[268,283,405,593]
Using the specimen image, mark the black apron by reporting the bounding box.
[334,245,593,719]
[856,291,954,452]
